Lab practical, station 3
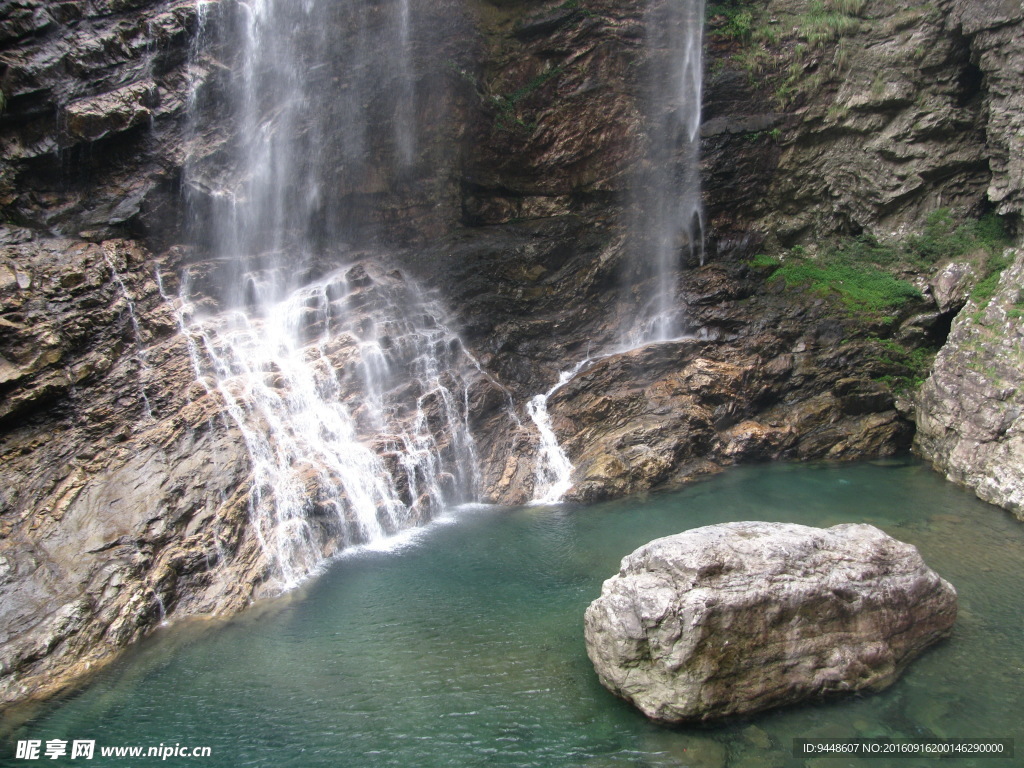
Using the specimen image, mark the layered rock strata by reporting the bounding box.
[584,521,958,723]
[0,238,516,707]
[0,237,262,707]
[915,249,1024,518]
[0,0,201,242]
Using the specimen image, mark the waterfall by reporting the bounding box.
[187,0,421,282]
[176,263,483,588]
[627,0,705,345]
[527,358,595,504]
[527,367,579,505]
[180,0,479,589]
[514,2,707,502]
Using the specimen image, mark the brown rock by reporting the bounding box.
[64,82,157,142]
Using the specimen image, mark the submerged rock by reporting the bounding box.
[583,522,956,723]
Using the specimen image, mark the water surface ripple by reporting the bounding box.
[4,461,1022,767]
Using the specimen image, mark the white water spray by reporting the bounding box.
[627,0,706,345]
[180,0,478,588]
[176,264,483,589]
[527,358,592,504]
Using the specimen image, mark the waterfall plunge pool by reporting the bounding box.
[4,460,1022,767]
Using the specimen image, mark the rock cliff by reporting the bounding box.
[0,0,1022,707]
[0,0,199,243]
[915,249,1024,519]
[0,238,265,706]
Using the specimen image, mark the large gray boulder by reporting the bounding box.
[584,521,957,723]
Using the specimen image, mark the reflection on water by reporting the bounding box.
[3,460,1022,767]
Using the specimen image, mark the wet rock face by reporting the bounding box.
[0,237,270,707]
[0,0,473,247]
[461,0,644,225]
[476,261,915,504]
[0,237,519,707]
[550,336,909,504]
[915,249,1024,519]
[0,0,204,242]
[584,522,957,724]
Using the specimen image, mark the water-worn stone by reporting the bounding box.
[584,522,957,723]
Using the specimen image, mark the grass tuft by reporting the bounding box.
[768,210,1013,319]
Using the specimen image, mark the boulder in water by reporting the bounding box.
[583,521,956,723]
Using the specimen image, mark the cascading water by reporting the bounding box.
[527,1,706,500]
[177,263,483,588]
[102,244,155,420]
[180,0,480,589]
[526,359,591,505]
[626,0,705,344]
[190,0,421,284]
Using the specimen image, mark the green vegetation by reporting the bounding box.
[747,253,782,270]
[707,3,754,41]
[708,0,870,108]
[1008,293,1024,321]
[903,209,1011,266]
[796,0,864,47]
[772,248,921,316]
[907,209,1014,313]
[868,337,936,393]
[757,209,1013,320]
[968,250,1013,308]
[760,211,1014,394]
[741,127,784,144]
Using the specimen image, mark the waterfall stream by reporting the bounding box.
[176,263,483,589]
[180,0,480,588]
[627,0,705,345]
[526,359,592,504]
[526,0,708,499]
[181,0,707,547]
